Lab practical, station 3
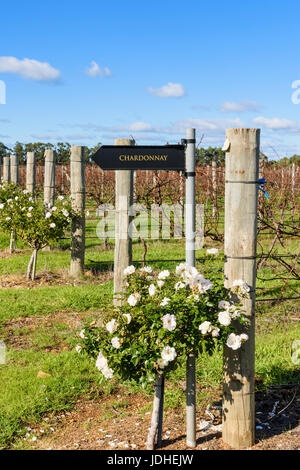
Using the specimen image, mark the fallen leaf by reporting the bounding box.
[37,370,51,378]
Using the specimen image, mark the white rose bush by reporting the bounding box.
[78,262,249,387]
[77,262,250,449]
[0,183,73,280]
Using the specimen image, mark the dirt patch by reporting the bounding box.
[2,311,102,352]
[0,270,113,289]
[23,385,300,451]
[0,249,24,259]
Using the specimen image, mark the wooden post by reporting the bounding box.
[3,155,10,183]
[113,138,134,306]
[146,373,164,450]
[10,154,19,184]
[223,128,260,449]
[26,152,36,194]
[0,156,2,183]
[70,146,85,278]
[44,149,56,207]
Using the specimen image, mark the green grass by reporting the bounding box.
[0,283,113,325]
[0,228,299,449]
[0,350,101,449]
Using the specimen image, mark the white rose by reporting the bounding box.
[79,329,86,339]
[218,311,231,326]
[140,266,152,274]
[106,319,119,334]
[232,279,251,294]
[27,213,32,218]
[45,212,51,219]
[158,270,170,280]
[123,265,136,276]
[111,337,121,349]
[199,321,212,335]
[162,314,176,331]
[157,358,168,369]
[160,297,170,307]
[50,223,56,228]
[175,263,189,276]
[240,333,249,343]
[51,206,57,212]
[211,327,220,337]
[0,204,4,209]
[148,284,156,297]
[102,366,114,379]
[5,217,11,221]
[157,280,164,288]
[62,209,69,217]
[75,345,82,353]
[58,195,64,200]
[226,333,242,350]
[96,351,108,370]
[161,346,177,363]
[127,292,141,307]
[175,281,185,290]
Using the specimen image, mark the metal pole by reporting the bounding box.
[157,375,165,448]
[185,128,196,448]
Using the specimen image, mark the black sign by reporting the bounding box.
[92,145,185,170]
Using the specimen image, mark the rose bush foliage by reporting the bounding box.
[78,264,249,387]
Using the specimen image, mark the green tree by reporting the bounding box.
[196,147,225,166]
[13,142,25,164]
[0,142,11,159]
[55,142,71,163]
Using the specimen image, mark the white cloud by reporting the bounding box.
[148,82,185,98]
[0,57,60,82]
[71,117,244,140]
[128,122,153,132]
[85,61,112,77]
[168,117,245,134]
[253,116,300,131]
[221,100,262,113]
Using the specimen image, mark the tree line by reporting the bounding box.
[0,141,299,166]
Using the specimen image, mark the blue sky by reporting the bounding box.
[1,0,300,158]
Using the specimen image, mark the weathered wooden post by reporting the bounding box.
[26,152,36,194]
[44,149,56,207]
[3,155,10,183]
[113,138,134,306]
[10,154,19,184]
[223,128,260,449]
[70,146,85,278]
[0,156,2,183]
[185,128,197,448]
[8,154,19,252]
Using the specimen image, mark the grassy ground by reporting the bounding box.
[0,221,299,450]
